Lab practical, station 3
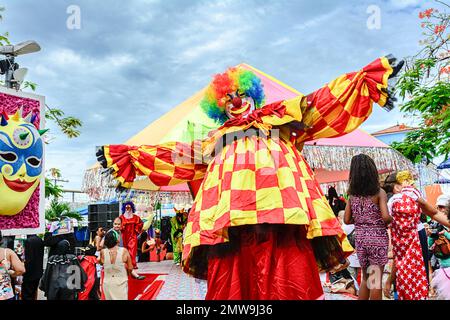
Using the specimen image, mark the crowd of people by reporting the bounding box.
[325,154,450,300]
[0,201,189,301]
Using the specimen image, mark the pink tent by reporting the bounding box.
[84,63,413,198]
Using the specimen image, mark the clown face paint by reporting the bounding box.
[224,91,256,120]
[0,111,43,216]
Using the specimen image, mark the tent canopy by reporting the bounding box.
[85,63,410,194]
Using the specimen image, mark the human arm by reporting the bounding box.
[98,250,104,265]
[123,249,134,275]
[378,189,393,224]
[428,234,435,247]
[7,249,25,277]
[384,262,396,299]
[419,197,450,228]
[441,230,450,240]
[94,236,101,251]
[343,199,353,225]
[141,241,152,253]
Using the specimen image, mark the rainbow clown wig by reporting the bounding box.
[200,67,265,124]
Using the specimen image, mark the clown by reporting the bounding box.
[119,201,144,271]
[0,108,45,216]
[98,56,404,299]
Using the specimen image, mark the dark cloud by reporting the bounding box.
[0,0,439,188]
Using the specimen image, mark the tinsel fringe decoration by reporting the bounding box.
[83,146,439,201]
[306,146,439,196]
[82,167,192,205]
[302,146,415,173]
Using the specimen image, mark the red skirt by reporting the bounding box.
[205,224,324,300]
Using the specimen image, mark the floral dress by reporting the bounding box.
[350,195,389,268]
[0,249,14,300]
[389,186,428,300]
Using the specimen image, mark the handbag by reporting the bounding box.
[347,229,356,248]
[345,197,356,248]
[433,235,450,258]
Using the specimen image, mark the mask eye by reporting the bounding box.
[0,152,18,163]
[26,156,41,168]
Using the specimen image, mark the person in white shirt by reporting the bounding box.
[338,210,361,290]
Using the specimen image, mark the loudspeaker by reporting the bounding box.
[108,203,120,213]
[107,204,120,221]
[88,204,108,213]
[88,203,111,232]
[96,211,107,222]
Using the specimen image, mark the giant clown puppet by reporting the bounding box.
[0,108,45,217]
[97,55,403,299]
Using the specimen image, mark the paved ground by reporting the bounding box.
[137,260,207,300]
[137,260,357,300]
[34,260,361,300]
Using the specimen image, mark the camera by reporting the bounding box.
[429,222,445,239]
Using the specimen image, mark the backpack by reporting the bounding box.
[347,229,356,248]
[433,235,450,258]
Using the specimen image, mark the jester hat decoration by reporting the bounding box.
[200,66,265,124]
[0,107,47,216]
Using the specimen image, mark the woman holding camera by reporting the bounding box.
[429,195,450,299]
[383,172,450,300]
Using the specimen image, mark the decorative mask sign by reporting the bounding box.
[0,87,46,236]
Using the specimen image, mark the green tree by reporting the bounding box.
[393,2,450,163]
[45,198,83,222]
[45,178,63,199]
[0,6,10,46]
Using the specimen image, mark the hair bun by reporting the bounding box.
[396,170,414,184]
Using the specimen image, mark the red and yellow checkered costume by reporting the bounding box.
[99,57,393,283]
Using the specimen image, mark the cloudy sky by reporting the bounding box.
[0,0,441,189]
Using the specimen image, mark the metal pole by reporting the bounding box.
[4,56,14,89]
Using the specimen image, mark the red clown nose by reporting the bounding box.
[231,97,242,108]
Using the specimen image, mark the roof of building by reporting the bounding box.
[372,124,417,136]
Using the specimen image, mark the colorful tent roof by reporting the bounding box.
[306,128,388,147]
[83,63,413,198]
[124,63,392,149]
[372,124,417,136]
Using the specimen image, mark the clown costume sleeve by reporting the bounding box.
[296,55,397,143]
[96,140,208,188]
[96,56,402,300]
